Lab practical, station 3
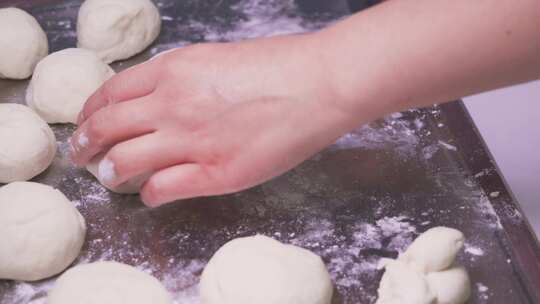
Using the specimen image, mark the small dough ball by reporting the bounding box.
[47,261,172,304]
[0,8,48,79]
[77,0,161,63]
[86,152,148,194]
[200,235,333,304]
[376,260,435,304]
[26,48,115,124]
[0,104,56,183]
[427,266,471,304]
[0,182,86,281]
[399,227,464,273]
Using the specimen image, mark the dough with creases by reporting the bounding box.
[0,7,48,79]
[200,235,333,304]
[399,226,465,273]
[77,0,161,63]
[0,182,86,281]
[26,48,115,124]
[377,259,436,304]
[47,261,172,304]
[0,104,56,183]
[376,227,470,304]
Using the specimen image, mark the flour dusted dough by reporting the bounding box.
[77,0,161,63]
[0,8,48,79]
[376,227,470,304]
[47,261,172,304]
[200,235,333,304]
[0,104,56,183]
[0,182,86,281]
[26,48,115,124]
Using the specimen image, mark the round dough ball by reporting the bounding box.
[26,48,115,124]
[399,227,464,273]
[200,235,333,304]
[0,104,56,183]
[0,8,48,79]
[427,266,471,304]
[77,0,161,63]
[0,182,86,281]
[47,261,172,304]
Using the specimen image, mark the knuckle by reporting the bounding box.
[85,113,108,147]
[159,43,218,76]
[100,80,117,104]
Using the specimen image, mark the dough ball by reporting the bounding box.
[200,235,333,304]
[376,260,435,304]
[26,48,115,124]
[427,266,471,304]
[77,0,161,63]
[376,227,470,304]
[0,182,86,281]
[47,261,172,304]
[86,152,148,194]
[0,8,48,79]
[0,104,56,183]
[399,227,464,273]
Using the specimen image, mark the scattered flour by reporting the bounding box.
[489,191,500,198]
[438,140,458,151]
[288,216,418,301]
[204,0,333,42]
[332,113,421,156]
[477,283,490,300]
[464,244,485,256]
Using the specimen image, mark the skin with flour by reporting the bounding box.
[70,0,540,206]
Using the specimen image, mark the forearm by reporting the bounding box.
[316,0,540,123]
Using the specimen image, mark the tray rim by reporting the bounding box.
[444,100,540,303]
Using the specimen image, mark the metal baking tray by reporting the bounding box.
[1,0,539,303]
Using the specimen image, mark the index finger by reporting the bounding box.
[77,59,162,125]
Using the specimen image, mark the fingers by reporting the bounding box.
[77,60,161,125]
[97,132,190,188]
[71,96,157,165]
[140,164,220,207]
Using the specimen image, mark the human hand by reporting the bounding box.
[70,34,362,207]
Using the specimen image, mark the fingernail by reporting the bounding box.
[98,158,116,185]
[78,132,89,148]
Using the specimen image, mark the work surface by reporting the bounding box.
[1,0,539,303]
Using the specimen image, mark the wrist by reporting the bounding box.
[305,30,388,131]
